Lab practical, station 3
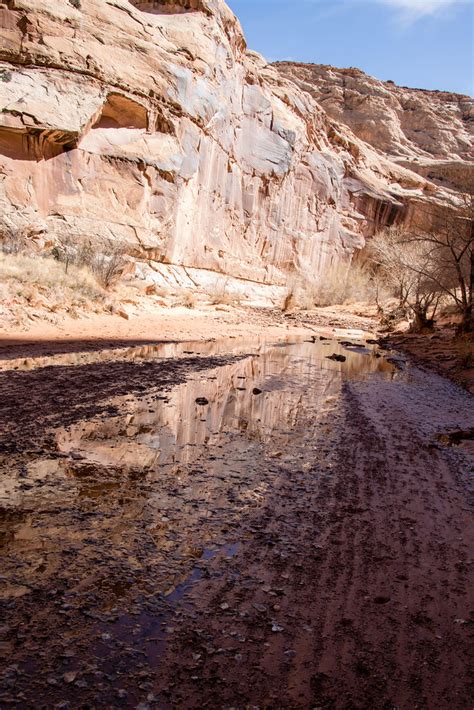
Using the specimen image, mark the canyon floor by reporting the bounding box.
[0,307,473,709]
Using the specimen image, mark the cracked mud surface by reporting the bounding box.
[0,335,473,709]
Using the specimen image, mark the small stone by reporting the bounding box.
[326,354,346,363]
[63,672,77,684]
[373,596,391,605]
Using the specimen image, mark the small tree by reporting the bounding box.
[368,227,441,332]
[420,191,474,333]
[369,183,474,333]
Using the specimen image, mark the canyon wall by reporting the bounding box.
[0,0,472,301]
[275,62,474,193]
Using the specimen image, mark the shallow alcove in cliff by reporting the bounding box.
[93,93,149,130]
[0,127,77,162]
[351,190,406,233]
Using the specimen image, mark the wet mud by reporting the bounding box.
[0,336,473,709]
[388,329,474,395]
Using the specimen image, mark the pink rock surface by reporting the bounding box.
[0,1,471,297]
[275,62,473,192]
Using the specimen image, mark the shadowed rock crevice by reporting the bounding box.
[129,0,210,13]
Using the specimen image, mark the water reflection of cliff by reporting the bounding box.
[0,337,262,372]
[1,337,395,609]
[57,339,394,471]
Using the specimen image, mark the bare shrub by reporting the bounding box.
[174,291,196,309]
[310,262,350,307]
[282,280,309,311]
[313,261,378,306]
[421,192,473,333]
[344,262,383,304]
[51,236,128,289]
[0,225,32,255]
[369,185,473,332]
[92,243,127,289]
[368,228,440,331]
[210,278,231,305]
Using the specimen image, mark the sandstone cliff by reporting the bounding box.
[0,0,471,302]
[275,62,474,194]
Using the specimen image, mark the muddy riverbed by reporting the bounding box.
[0,335,473,709]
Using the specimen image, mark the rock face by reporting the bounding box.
[275,63,474,193]
[0,1,472,301]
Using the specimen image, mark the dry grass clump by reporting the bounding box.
[209,279,242,307]
[311,262,378,306]
[282,283,312,311]
[0,224,129,290]
[210,291,234,306]
[173,291,197,309]
[283,261,379,311]
[0,252,111,325]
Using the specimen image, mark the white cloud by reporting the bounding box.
[374,0,469,20]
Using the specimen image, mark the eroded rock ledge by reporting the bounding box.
[0,0,471,300]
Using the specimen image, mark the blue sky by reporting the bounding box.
[227,0,473,96]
